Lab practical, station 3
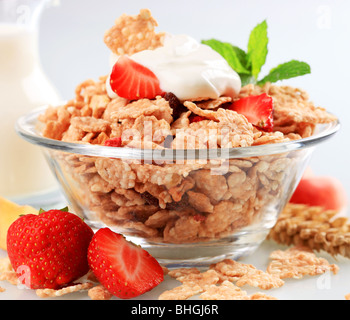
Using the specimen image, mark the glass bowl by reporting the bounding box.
[16,106,340,267]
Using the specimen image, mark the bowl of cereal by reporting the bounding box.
[16,9,339,266]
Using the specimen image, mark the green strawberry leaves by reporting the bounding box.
[202,20,311,86]
[38,206,69,214]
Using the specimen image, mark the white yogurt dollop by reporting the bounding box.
[107,34,241,101]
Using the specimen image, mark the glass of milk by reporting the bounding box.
[0,0,62,205]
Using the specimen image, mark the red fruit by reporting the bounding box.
[193,214,206,222]
[230,93,274,132]
[290,172,347,212]
[104,137,122,147]
[7,209,94,289]
[110,55,164,100]
[88,228,164,299]
[190,115,206,123]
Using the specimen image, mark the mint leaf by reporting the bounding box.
[258,60,311,85]
[202,39,250,74]
[239,74,256,86]
[201,20,311,86]
[231,45,249,70]
[247,20,268,79]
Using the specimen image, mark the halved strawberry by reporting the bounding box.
[110,55,164,100]
[87,228,164,299]
[229,93,274,132]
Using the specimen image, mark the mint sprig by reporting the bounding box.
[247,20,268,79]
[202,39,250,75]
[202,20,311,86]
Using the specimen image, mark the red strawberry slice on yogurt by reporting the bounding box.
[109,55,164,100]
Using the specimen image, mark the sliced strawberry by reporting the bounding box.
[229,93,274,132]
[88,228,164,299]
[110,55,164,100]
[189,115,206,123]
[193,214,206,222]
[104,137,122,147]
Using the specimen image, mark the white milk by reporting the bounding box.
[0,24,61,199]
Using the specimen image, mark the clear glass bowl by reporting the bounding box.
[16,106,340,267]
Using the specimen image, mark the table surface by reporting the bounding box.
[1,239,349,300]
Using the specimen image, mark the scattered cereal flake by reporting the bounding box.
[0,257,12,273]
[200,280,249,300]
[177,269,220,289]
[158,283,202,300]
[0,287,5,293]
[345,293,350,300]
[104,8,165,56]
[0,271,18,285]
[36,282,94,298]
[210,259,257,282]
[168,268,201,279]
[159,269,221,300]
[235,270,285,290]
[267,245,339,279]
[88,285,113,300]
[249,292,278,300]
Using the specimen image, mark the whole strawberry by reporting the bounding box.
[7,209,94,289]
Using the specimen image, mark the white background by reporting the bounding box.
[38,0,350,207]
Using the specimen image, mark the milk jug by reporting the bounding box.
[0,0,61,202]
